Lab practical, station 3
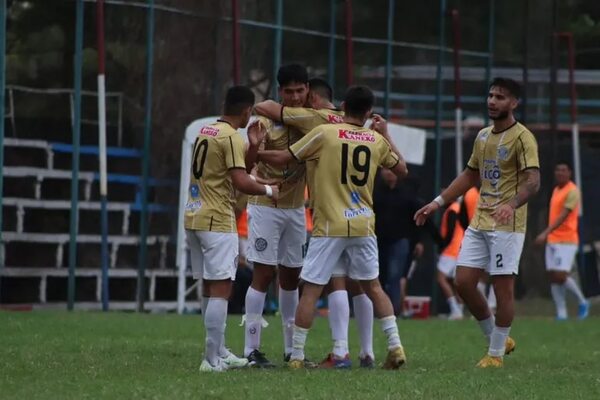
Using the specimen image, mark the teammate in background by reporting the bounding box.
[534,161,589,320]
[256,78,375,368]
[259,86,409,370]
[415,78,540,368]
[184,86,279,372]
[242,64,310,367]
[437,197,465,320]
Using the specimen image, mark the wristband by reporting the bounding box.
[433,195,445,207]
[264,185,273,198]
[249,175,257,182]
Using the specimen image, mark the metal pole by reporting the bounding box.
[384,0,395,118]
[97,0,110,311]
[484,0,495,126]
[345,0,353,86]
[137,0,155,312]
[232,0,241,85]
[327,0,337,90]
[271,0,283,99]
[522,0,529,123]
[564,33,582,214]
[68,0,84,311]
[549,0,558,163]
[451,9,463,177]
[0,0,6,285]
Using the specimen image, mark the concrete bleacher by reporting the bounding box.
[1,136,186,310]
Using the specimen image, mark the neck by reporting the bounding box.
[344,115,366,127]
[557,180,570,188]
[219,116,242,130]
[492,115,516,132]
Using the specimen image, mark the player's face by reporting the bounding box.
[554,164,571,185]
[487,86,518,121]
[279,82,308,107]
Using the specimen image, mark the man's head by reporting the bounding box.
[277,64,308,107]
[554,160,572,186]
[342,85,374,121]
[224,85,255,128]
[487,77,520,121]
[307,77,333,109]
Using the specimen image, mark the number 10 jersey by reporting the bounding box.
[184,120,247,233]
[289,123,399,237]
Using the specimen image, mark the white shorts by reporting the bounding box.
[185,230,238,281]
[246,204,306,268]
[437,255,458,278]
[545,243,578,272]
[301,237,379,285]
[457,227,525,276]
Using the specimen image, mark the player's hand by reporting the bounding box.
[491,204,515,225]
[370,114,389,135]
[247,120,266,147]
[534,231,548,246]
[269,185,279,201]
[414,202,440,226]
[413,242,424,259]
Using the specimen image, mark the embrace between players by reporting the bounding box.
[184,63,540,372]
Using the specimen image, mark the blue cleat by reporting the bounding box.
[577,302,590,320]
[319,353,352,369]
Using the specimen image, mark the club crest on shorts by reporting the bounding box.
[255,238,268,252]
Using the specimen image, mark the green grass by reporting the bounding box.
[1,310,600,400]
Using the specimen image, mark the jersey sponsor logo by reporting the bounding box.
[200,126,219,137]
[328,114,344,123]
[344,206,373,219]
[190,184,200,198]
[482,160,501,186]
[185,200,202,211]
[255,238,268,252]
[338,129,375,143]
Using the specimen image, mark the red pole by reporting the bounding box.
[345,0,353,86]
[565,33,577,123]
[232,0,241,84]
[97,0,105,75]
[451,9,461,108]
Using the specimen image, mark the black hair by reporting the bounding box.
[344,86,374,118]
[489,77,521,99]
[308,77,333,101]
[277,64,308,87]
[555,159,572,170]
[224,85,255,115]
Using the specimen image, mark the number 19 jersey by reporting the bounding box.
[289,123,399,237]
[184,120,246,233]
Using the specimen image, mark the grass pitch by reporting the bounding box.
[1,310,600,400]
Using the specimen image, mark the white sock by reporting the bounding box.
[487,286,497,309]
[477,281,486,296]
[279,288,299,356]
[551,283,568,319]
[327,290,350,357]
[477,315,495,344]
[243,287,266,357]
[448,296,461,314]
[380,315,402,350]
[488,325,510,357]
[565,277,587,304]
[201,296,209,316]
[291,324,308,361]
[204,297,228,366]
[353,294,374,359]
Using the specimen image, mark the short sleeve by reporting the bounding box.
[289,126,324,161]
[224,134,246,170]
[282,107,323,135]
[467,133,481,170]
[516,130,540,171]
[563,188,580,210]
[377,136,400,169]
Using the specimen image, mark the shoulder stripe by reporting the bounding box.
[294,131,323,157]
[229,136,236,165]
[518,136,527,168]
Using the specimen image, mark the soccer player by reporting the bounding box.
[242,64,310,367]
[185,86,279,372]
[259,86,409,370]
[534,161,589,320]
[437,198,465,320]
[256,78,375,368]
[415,78,540,368]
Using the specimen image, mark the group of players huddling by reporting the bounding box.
[184,63,586,372]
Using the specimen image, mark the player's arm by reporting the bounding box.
[257,149,294,168]
[229,169,279,200]
[254,100,283,122]
[245,119,268,173]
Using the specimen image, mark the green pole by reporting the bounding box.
[327,0,336,90]
[384,0,395,118]
[271,0,283,99]
[484,0,495,125]
[137,0,154,312]
[67,0,84,311]
[0,0,6,292]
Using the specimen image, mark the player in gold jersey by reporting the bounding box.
[184,86,279,372]
[241,64,310,367]
[415,78,540,368]
[259,86,409,370]
[256,78,375,368]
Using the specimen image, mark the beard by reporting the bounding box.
[489,110,509,121]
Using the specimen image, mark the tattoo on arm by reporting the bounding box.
[509,168,540,209]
